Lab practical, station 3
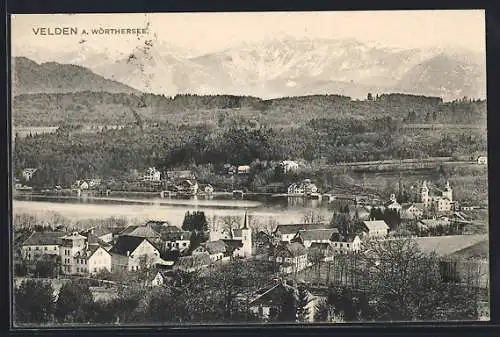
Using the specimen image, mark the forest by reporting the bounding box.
[12,92,487,127]
[13,112,487,190]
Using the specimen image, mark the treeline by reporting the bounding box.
[12,91,486,126]
[13,116,487,188]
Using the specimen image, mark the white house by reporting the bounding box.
[328,235,362,254]
[22,168,37,181]
[288,183,304,195]
[477,156,487,165]
[143,167,161,181]
[238,165,251,175]
[204,184,215,194]
[22,231,67,261]
[73,243,112,275]
[401,203,424,220]
[270,242,308,274]
[291,228,340,249]
[280,160,299,173]
[193,240,229,262]
[110,236,161,272]
[362,220,390,238]
[274,223,327,243]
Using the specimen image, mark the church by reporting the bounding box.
[420,180,455,212]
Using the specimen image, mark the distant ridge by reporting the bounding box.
[12,57,141,95]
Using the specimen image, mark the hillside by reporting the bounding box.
[11,92,487,127]
[12,57,140,96]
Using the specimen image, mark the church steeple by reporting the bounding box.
[243,210,248,229]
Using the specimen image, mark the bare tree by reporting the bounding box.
[302,211,326,224]
[220,215,242,237]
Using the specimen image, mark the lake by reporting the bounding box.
[12,195,339,228]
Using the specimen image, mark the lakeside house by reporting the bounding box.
[143,167,161,182]
[237,165,251,175]
[280,160,299,173]
[22,168,38,181]
[288,179,318,195]
[477,156,487,165]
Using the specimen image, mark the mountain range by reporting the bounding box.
[12,38,486,101]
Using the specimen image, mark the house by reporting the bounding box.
[361,220,390,238]
[274,223,327,242]
[79,181,89,190]
[328,235,362,255]
[302,179,318,195]
[477,156,487,165]
[73,242,112,276]
[291,228,340,248]
[269,242,308,274]
[144,271,165,287]
[143,167,161,181]
[249,281,321,322]
[174,253,212,272]
[176,179,199,195]
[287,183,304,195]
[21,231,67,261]
[166,170,196,181]
[280,160,299,173]
[384,194,402,213]
[22,168,38,181]
[193,240,229,262]
[163,231,192,251]
[237,165,251,175]
[401,203,424,220]
[109,236,161,272]
[59,232,88,275]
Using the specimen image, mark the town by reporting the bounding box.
[13,164,490,324]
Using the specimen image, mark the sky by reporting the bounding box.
[11,10,485,58]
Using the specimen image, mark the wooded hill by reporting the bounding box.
[12,92,487,127]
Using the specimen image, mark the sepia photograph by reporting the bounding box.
[9,10,489,327]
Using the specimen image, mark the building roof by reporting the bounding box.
[85,233,109,246]
[145,220,171,227]
[419,219,450,228]
[362,220,389,232]
[412,234,488,258]
[202,240,227,254]
[23,231,68,246]
[61,232,87,241]
[119,224,161,239]
[384,200,400,208]
[163,231,192,242]
[176,253,211,269]
[309,242,332,251]
[249,283,297,307]
[401,203,424,211]
[295,228,339,241]
[275,223,327,235]
[110,236,156,256]
[74,243,110,260]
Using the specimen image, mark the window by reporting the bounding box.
[94,268,97,273]
[36,247,39,250]
[54,247,57,250]
[183,243,187,247]
[44,247,48,251]
[77,267,80,272]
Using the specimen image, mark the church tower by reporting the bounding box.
[241,211,253,257]
[420,181,430,208]
[443,180,453,202]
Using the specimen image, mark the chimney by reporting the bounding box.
[126,251,130,257]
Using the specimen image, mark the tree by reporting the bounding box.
[220,215,242,237]
[308,247,325,285]
[358,238,480,321]
[182,211,209,231]
[55,280,95,323]
[276,287,297,322]
[296,285,310,322]
[14,280,55,325]
[34,255,60,278]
